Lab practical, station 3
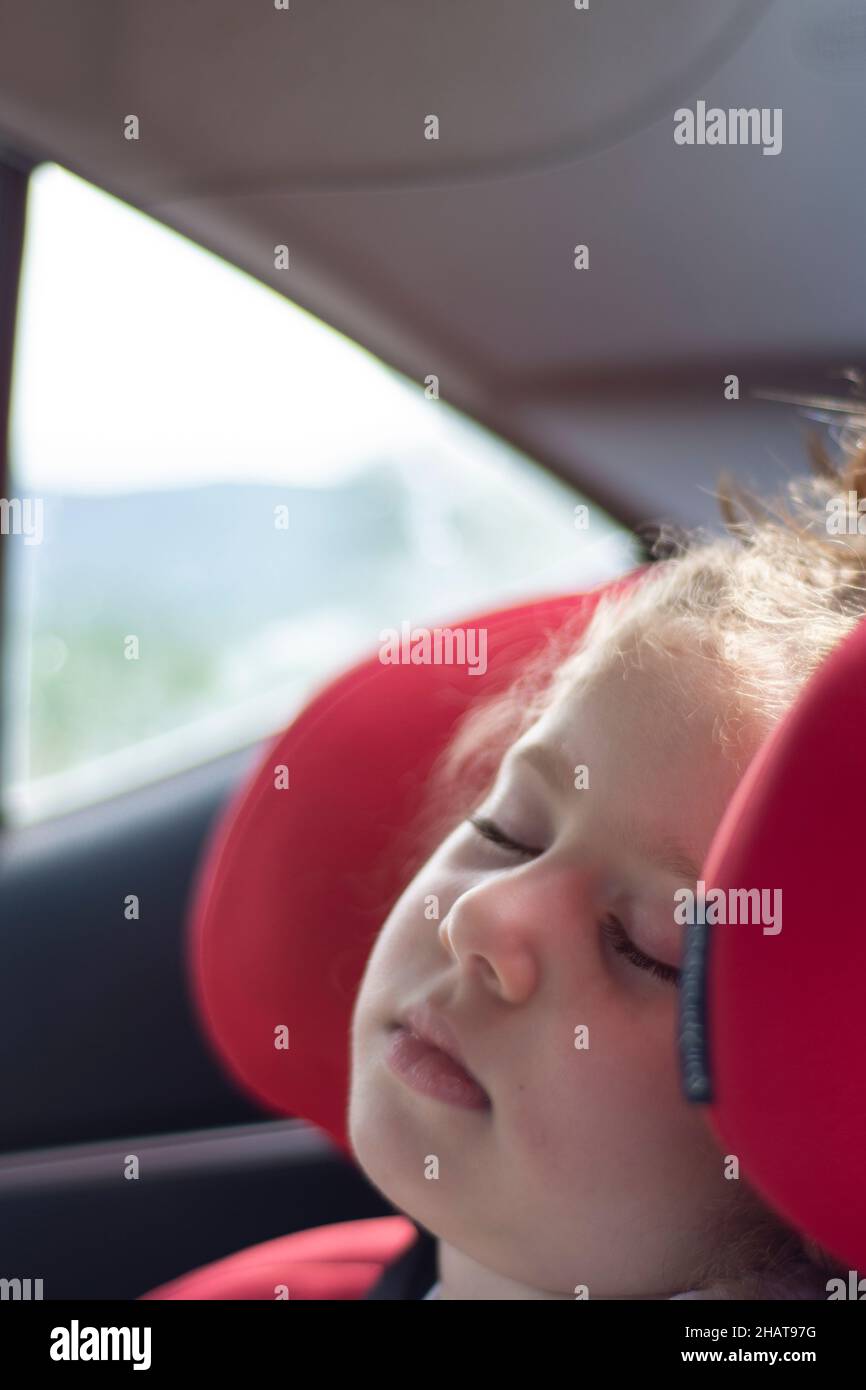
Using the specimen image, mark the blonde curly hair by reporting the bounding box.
[563,424,866,758]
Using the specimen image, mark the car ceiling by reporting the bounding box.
[0,0,864,530]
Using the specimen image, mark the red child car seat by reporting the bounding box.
[141,571,866,1298]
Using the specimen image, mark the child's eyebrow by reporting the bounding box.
[510,740,574,795]
[511,742,701,883]
[612,811,701,884]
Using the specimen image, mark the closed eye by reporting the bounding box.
[601,916,680,987]
[466,814,544,859]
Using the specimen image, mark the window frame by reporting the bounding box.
[0,150,34,827]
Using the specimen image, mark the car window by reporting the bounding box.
[1,163,639,827]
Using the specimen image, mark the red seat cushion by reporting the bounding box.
[139,1215,418,1301]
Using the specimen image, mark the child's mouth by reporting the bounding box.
[385,1024,492,1111]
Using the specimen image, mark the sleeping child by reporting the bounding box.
[348,431,865,1300]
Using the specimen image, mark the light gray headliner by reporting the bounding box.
[0,0,863,528]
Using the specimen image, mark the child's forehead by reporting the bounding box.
[513,658,745,838]
[550,629,713,716]
[525,635,757,789]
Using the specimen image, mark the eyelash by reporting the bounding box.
[466,814,681,987]
[467,814,542,857]
[599,917,681,986]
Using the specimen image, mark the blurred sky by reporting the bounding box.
[10,162,481,495]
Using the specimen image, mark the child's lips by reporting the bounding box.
[386,1025,492,1111]
[400,1001,478,1076]
[387,1001,491,1109]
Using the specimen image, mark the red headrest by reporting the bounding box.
[188,571,865,1271]
[685,611,866,1272]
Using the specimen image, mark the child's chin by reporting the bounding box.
[348,1091,422,1208]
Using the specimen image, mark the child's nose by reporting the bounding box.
[439,862,598,1003]
[438,868,556,1004]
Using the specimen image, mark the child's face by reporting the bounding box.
[349,637,764,1297]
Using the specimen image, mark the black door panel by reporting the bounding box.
[0,1120,392,1299]
[1,743,270,1155]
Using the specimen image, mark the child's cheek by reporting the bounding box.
[502,1002,675,1188]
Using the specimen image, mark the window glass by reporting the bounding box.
[1,163,639,826]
